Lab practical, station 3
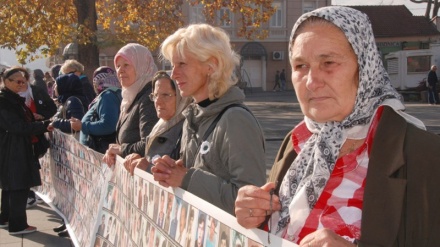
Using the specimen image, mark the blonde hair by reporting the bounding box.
[160,24,240,100]
[60,59,85,74]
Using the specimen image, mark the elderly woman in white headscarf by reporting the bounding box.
[235,6,440,247]
[102,43,159,166]
[123,70,192,175]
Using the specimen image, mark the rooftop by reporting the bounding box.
[345,5,440,38]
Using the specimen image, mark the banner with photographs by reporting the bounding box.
[36,130,113,247]
[37,130,295,247]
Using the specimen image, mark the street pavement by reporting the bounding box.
[1,89,438,246]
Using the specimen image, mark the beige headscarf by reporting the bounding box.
[145,76,192,157]
[114,43,158,113]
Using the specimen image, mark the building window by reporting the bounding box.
[99,55,114,67]
[270,2,283,27]
[190,4,206,24]
[407,56,431,73]
[219,8,232,27]
[303,1,316,13]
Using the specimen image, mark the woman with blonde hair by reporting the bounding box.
[152,24,266,215]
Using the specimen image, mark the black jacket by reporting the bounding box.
[116,83,158,157]
[31,85,57,120]
[0,88,49,190]
[427,70,438,87]
[80,75,96,106]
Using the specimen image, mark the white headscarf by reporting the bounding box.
[114,43,158,113]
[276,6,424,231]
[18,83,33,107]
[145,77,192,159]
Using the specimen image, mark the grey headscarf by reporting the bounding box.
[145,77,191,160]
[277,6,407,231]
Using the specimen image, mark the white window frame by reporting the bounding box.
[219,8,232,27]
[190,4,206,24]
[270,2,283,28]
[303,1,316,14]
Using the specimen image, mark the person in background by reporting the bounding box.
[49,64,62,98]
[60,59,96,105]
[13,67,57,208]
[152,24,266,215]
[0,67,52,235]
[70,66,122,153]
[32,69,48,94]
[44,71,55,98]
[427,65,439,105]
[102,43,159,165]
[280,68,286,91]
[123,70,191,175]
[235,6,440,246]
[49,73,87,135]
[272,70,281,91]
[50,64,62,80]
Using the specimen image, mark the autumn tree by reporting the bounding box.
[0,0,275,77]
[410,0,440,19]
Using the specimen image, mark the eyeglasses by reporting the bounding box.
[149,93,176,102]
[8,78,26,85]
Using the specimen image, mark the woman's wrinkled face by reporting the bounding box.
[153,78,177,121]
[115,56,136,88]
[4,71,27,94]
[290,22,359,123]
[170,50,210,103]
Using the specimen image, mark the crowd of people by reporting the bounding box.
[1,6,439,246]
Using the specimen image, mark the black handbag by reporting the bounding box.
[87,132,116,154]
[86,109,117,154]
[33,133,50,158]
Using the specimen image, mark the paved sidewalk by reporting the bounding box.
[1,89,438,247]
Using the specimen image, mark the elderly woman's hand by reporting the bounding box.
[299,229,356,247]
[123,153,142,176]
[151,156,187,188]
[102,143,121,167]
[235,182,281,229]
[70,117,82,131]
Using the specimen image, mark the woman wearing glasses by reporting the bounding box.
[123,70,191,175]
[0,67,52,235]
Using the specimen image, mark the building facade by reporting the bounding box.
[95,0,331,91]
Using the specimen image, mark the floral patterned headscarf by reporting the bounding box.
[277,6,407,231]
[114,43,158,113]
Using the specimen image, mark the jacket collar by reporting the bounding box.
[360,106,407,246]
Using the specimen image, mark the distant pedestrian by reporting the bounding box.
[273,70,281,91]
[32,69,48,94]
[427,65,439,105]
[44,71,55,97]
[280,68,286,91]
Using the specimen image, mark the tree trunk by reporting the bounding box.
[426,0,432,18]
[433,0,440,18]
[73,0,100,80]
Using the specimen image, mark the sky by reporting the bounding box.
[0,47,49,71]
[332,0,427,16]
